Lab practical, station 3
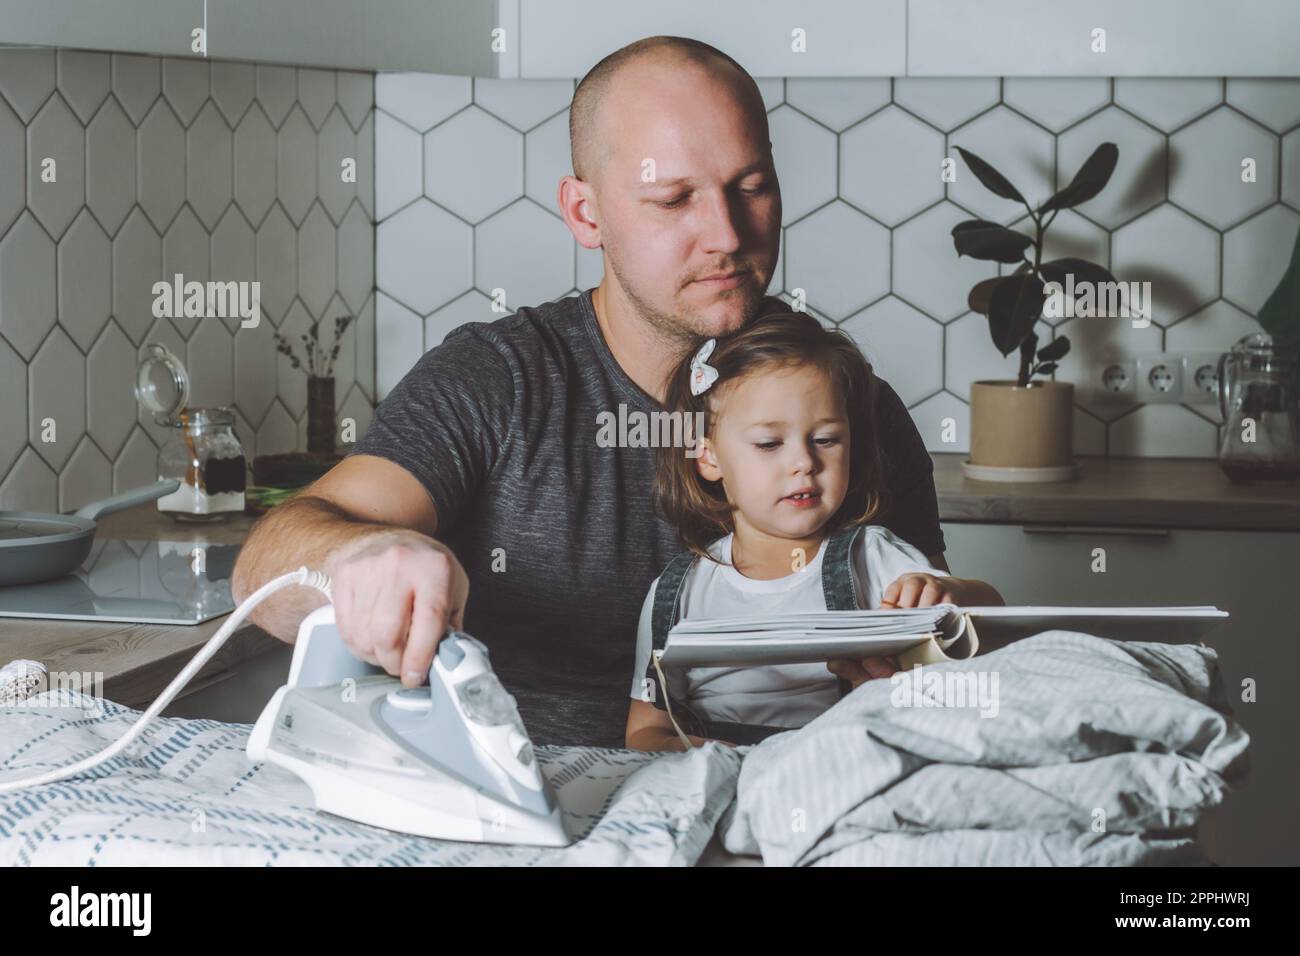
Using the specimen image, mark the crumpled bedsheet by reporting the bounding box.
[720,631,1250,866]
[0,691,741,866]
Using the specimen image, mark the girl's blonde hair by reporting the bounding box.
[653,311,891,563]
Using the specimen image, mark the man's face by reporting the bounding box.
[594,64,782,342]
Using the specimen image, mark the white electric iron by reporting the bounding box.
[247,605,571,847]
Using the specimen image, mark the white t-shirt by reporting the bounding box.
[629,525,943,729]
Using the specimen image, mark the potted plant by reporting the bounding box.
[951,142,1120,482]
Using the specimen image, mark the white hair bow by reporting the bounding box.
[690,338,719,396]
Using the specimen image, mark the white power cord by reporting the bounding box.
[0,566,332,795]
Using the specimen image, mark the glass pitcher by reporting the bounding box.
[1216,332,1300,483]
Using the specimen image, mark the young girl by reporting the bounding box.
[626,311,1003,752]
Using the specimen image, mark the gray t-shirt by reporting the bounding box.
[349,288,944,748]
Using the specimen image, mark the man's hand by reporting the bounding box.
[322,528,469,688]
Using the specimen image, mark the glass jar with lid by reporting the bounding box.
[135,343,248,521]
[1217,332,1300,483]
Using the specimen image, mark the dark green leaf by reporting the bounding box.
[1033,361,1059,376]
[1041,143,1119,214]
[1258,221,1300,347]
[967,276,1004,314]
[987,274,1047,356]
[952,219,1034,263]
[1036,335,1070,362]
[955,146,1025,203]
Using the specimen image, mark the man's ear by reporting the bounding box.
[695,439,722,482]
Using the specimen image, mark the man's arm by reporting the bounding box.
[230,454,441,643]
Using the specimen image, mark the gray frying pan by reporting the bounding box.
[0,479,180,588]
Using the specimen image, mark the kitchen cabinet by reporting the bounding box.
[908,0,1300,76]
[941,521,1300,866]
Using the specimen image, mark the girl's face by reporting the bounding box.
[696,363,850,541]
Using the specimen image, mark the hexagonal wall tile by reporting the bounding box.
[377,199,471,315]
[27,93,85,240]
[524,112,570,213]
[376,292,424,398]
[786,78,890,132]
[355,112,374,220]
[254,203,297,326]
[57,209,112,351]
[473,78,572,131]
[111,206,162,345]
[0,49,55,123]
[186,102,233,230]
[210,205,256,334]
[187,316,234,408]
[425,107,523,223]
[1057,106,1165,230]
[317,108,357,223]
[113,426,158,493]
[425,289,493,349]
[137,100,186,231]
[233,316,277,427]
[0,339,26,474]
[907,390,970,453]
[255,65,296,128]
[257,400,298,457]
[0,211,57,360]
[1226,78,1300,133]
[111,54,159,125]
[1114,78,1221,132]
[755,78,784,112]
[893,202,996,322]
[1170,108,1277,230]
[949,107,1054,225]
[841,106,944,227]
[1167,300,1263,354]
[1111,205,1219,324]
[840,297,942,406]
[375,73,471,133]
[1003,78,1110,132]
[1285,130,1300,210]
[1223,205,1300,316]
[297,202,338,318]
[337,201,373,314]
[784,201,889,320]
[161,206,210,339]
[375,110,423,220]
[233,104,276,226]
[57,50,110,124]
[474,199,574,310]
[0,449,56,512]
[86,320,137,458]
[297,68,336,129]
[0,98,23,232]
[894,78,998,132]
[59,437,112,512]
[29,327,85,471]
[337,72,374,131]
[277,106,318,226]
[354,293,375,402]
[161,57,208,125]
[1109,404,1218,458]
[768,105,837,226]
[86,96,136,236]
[944,312,1053,400]
[210,61,254,126]
[276,302,314,418]
[1052,313,1162,422]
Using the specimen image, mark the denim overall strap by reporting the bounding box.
[820,523,867,612]
[644,549,708,737]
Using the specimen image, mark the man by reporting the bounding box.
[231,36,953,748]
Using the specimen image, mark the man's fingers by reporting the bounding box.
[401,584,449,688]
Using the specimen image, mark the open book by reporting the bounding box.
[655,605,1230,670]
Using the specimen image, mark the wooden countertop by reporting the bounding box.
[3,453,1297,711]
[933,453,1300,531]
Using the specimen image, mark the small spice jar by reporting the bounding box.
[135,343,247,521]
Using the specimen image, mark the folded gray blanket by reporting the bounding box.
[720,631,1250,866]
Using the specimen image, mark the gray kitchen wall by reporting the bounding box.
[374,73,1300,458]
[0,48,375,512]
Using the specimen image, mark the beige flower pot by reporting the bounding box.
[964,380,1078,482]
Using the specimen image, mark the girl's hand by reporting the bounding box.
[827,655,898,689]
[881,572,965,608]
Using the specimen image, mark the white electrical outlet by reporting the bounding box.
[1136,353,1182,403]
[1181,352,1222,406]
[1085,359,1138,403]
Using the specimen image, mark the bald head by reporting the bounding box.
[569,36,767,186]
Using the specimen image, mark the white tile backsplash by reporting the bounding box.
[0,49,375,510]
[386,70,1300,465]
